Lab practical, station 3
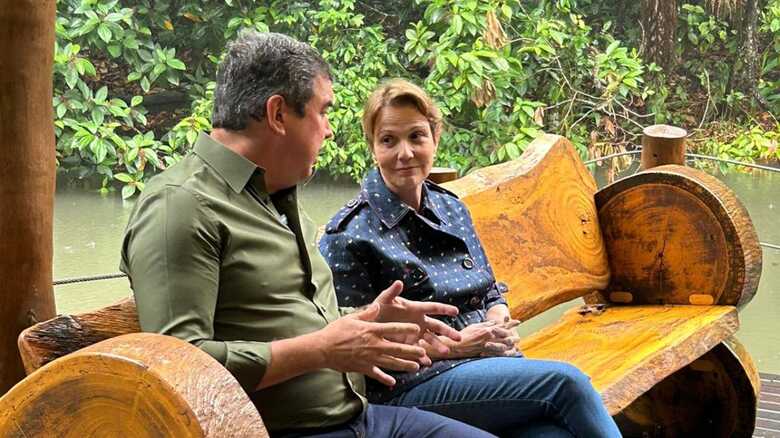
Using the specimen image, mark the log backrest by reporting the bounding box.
[590,164,762,308]
[18,297,139,374]
[443,135,610,321]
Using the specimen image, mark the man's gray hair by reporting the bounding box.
[212,31,331,130]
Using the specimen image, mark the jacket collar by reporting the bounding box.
[361,168,446,228]
[193,132,267,195]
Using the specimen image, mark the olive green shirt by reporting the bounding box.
[120,132,366,432]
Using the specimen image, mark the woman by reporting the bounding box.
[319,79,621,438]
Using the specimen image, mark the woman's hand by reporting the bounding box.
[481,318,521,357]
[420,318,522,360]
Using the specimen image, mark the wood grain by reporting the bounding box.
[0,0,58,393]
[518,304,739,414]
[613,336,759,437]
[593,165,761,307]
[443,134,610,321]
[0,333,268,437]
[18,298,139,374]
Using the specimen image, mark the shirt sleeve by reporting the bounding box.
[120,186,270,392]
[318,232,378,308]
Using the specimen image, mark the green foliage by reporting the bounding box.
[54,0,780,197]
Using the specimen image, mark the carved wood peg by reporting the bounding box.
[641,124,687,169]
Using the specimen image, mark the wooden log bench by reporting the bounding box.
[0,134,762,437]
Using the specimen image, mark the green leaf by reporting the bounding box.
[56,104,67,119]
[451,15,463,35]
[95,86,108,104]
[140,77,150,93]
[114,172,134,183]
[137,49,153,62]
[97,24,112,43]
[65,67,79,89]
[93,140,108,163]
[107,44,121,58]
[127,71,142,82]
[605,41,620,56]
[123,37,139,50]
[153,63,166,77]
[131,95,143,107]
[91,108,105,126]
[78,58,97,76]
[501,5,512,19]
[125,147,139,163]
[121,184,137,200]
[167,72,180,86]
[105,12,124,22]
[166,58,186,70]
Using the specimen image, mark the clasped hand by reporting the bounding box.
[421,318,521,360]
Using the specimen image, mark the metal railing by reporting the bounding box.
[53,150,780,286]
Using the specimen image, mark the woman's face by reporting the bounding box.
[372,104,438,196]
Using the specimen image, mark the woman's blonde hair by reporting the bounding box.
[362,79,442,148]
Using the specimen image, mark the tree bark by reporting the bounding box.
[0,0,58,393]
[640,0,678,70]
[725,0,768,110]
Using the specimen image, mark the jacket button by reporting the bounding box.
[347,199,358,208]
[462,256,474,269]
[469,295,482,307]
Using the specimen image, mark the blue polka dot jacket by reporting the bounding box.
[319,168,509,402]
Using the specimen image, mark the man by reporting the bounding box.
[120,31,494,437]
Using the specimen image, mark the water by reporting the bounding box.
[53,162,780,373]
[52,173,360,313]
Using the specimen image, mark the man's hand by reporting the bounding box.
[317,303,429,386]
[372,280,462,356]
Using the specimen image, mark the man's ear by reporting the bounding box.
[265,95,286,135]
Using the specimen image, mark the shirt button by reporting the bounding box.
[462,256,474,269]
[469,295,482,307]
[347,198,358,207]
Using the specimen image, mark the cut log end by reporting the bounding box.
[595,165,761,308]
[642,124,688,140]
[0,333,268,438]
[614,337,759,438]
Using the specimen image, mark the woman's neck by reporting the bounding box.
[394,185,423,211]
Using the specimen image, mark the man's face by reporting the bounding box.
[282,75,334,184]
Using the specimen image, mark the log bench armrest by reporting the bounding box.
[0,333,268,437]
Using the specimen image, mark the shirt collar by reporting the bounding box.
[193,132,266,194]
[361,168,446,228]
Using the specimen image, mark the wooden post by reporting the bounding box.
[427,167,458,184]
[0,0,58,393]
[640,124,687,170]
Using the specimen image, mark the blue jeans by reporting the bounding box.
[385,357,622,438]
[275,403,496,438]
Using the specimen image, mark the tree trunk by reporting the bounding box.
[0,0,58,393]
[640,0,678,70]
[725,0,768,110]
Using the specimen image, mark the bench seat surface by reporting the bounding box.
[518,304,739,414]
